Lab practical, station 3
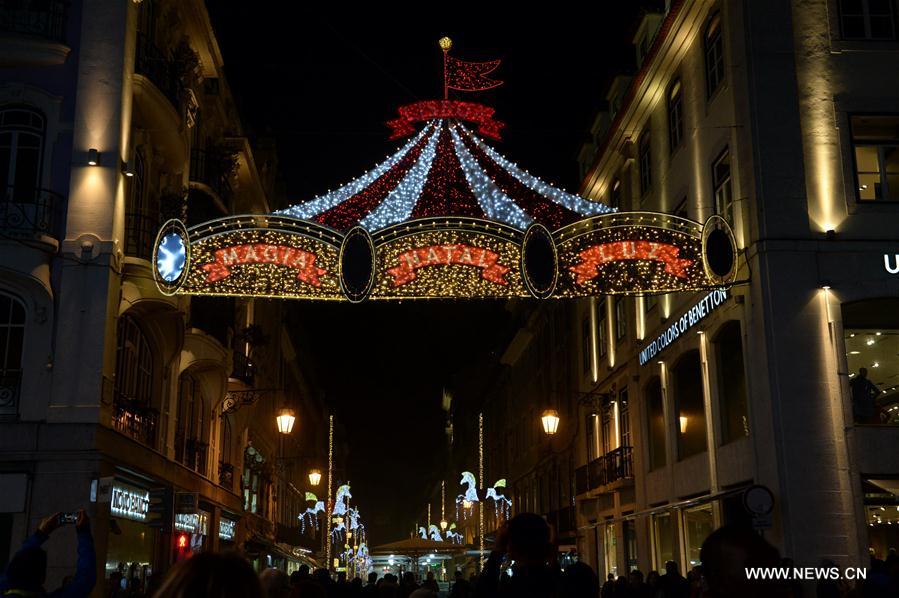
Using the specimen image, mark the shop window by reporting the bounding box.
[673,350,707,459]
[581,315,591,374]
[645,377,666,470]
[639,131,652,197]
[862,478,899,561]
[715,321,750,443]
[652,512,675,571]
[0,291,25,416]
[668,80,684,152]
[614,297,627,342]
[597,299,608,358]
[842,298,899,425]
[623,519,638,572]
[243,444,267,514]
[705,13,725,98]
[684,504,715,568]
[603,522,618,578]
[838,0,897,39]
[851,115,899,202]
[713,148,734,223]
[0,105,45,200]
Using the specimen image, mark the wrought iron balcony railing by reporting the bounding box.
[134,33,180,109]
[0,0,68,43]
[0,371,22,416]
[1,185,61,239]
[586,445,634,491]
[124,210,158,260]
[231,351,255,386]
[111,398,159,449]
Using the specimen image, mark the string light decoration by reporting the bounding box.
[388,101,504,140]
[326,415,334,571]
[478,412,485,570]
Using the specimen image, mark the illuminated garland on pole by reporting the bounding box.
[479,412,484,570]
[327,415,334,572]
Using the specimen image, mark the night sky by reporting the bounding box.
[206,1,656,543]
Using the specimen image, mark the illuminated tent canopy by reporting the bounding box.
[153,100,737,302]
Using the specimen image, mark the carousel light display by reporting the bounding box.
[154,43,738,303]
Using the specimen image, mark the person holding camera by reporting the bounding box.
[1,509,96,597]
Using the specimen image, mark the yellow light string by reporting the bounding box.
[479,412,484,569]
[441,480,445,521]
[327,415,334,571]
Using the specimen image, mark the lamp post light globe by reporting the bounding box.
[308,469,322,486]
[440,519,448,531]
[541,409,560,435]
[276,407,296,435]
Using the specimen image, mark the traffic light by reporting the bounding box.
[147,487,173,533]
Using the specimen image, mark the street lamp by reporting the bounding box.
[308,469,322,486]
[541,409,560,435]
[276,407,296,435]
[440,519,448,531]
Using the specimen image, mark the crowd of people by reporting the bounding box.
[2,511,898,597]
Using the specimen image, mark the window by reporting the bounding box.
[715,321,749,443]
[176,372,208,474]
[713,149,734,222]
[614,297,627,341]
[639,131,652,196]
[668,80,684,151]
[673,350,707,459]
[243,444,266,514]
[851,115,899,202]
[597,299,608,358]
[618,388,631,448]
[673,197,689,220]
[646,378,666,470]
[839,0,896,39]
[586,414,598,462]
[0,291,25,415]
[624,519,638,572]
[652,512,675,571]
[114,315,153,405]
[0,106,45,201]
[705,13,725,98]
[601,405,612,455]
[684,504,715,567]
[842,298,899,425]
[603,523,618,578]
[581,316,592,374]
[644,294,658,313]
[610,178,622,209]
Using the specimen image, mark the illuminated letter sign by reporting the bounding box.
[569,241,694,284]
[638,289,729,366]
[111,485,150,521]
[219,518,236,540]
[387,244,510,287]
[885,253,899,275]
[201,244,328,287]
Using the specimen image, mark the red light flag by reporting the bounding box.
[445,56,503,93]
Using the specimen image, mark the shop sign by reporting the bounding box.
[219,518,236,540]
[638,289,729,366]
[175,513,200,533]
[110,484,149,521]
[885,253,899,275]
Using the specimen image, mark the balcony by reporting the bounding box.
[585,446,634,492]
[125,210,158,261]
[0,371,22,416]
[111,399,159,450]
[190,148,233,203]
[134,33,180,109]
[0,1,70,66]
[1,186,61,242]
[230,351,256,387]
[575,464,589,495]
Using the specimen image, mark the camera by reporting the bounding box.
[57,512,78,525]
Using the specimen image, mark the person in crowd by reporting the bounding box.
[150,552,262,597]
[646,570,660,595]
[850,367,882,424]
[398,572,418,598]
[475,512,560,597]
[560,561,599,597]
[700,525,792,598]
[260,568,291,598]
[408,587,436,598]
[422,572,439,593]
[658,560,689,598]
[600,573,616,598]
[450,569,472,598]
[290,579,326,598]
[0,510,95,598]
[291,565,311,588]
[628,569,653,598]
[361,572,378,597]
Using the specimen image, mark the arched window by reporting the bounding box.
[114,314,153,405]
[645,377,666,470]
[668,80,684,151]
[672,350,707,459]
[0,291,26,416]
[705,13,725,98]
[1,105,45,201]
[715,321,749,443]
[176,371,209,474]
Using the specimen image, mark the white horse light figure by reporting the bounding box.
[485,478,512,520]
[418,526,428,539]
[445,529,463,544]
[459,472,479,503]
[333,484,352,516]
[299,501,325,533]
[428,524,443,541]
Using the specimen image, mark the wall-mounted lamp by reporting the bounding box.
[679,416,689,434]
[87,149,100,166]
[825,229,836,241]
[820,280,832,290]
[122,159,135,177]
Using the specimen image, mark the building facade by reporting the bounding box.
[0,0,329,593]
[573,0,899,579]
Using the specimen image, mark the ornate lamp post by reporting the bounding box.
[541,409,560,435]
[276,406,296,434]
[308,468,322,486]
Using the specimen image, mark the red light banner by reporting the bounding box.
[386,244,510,287]
[387,101,505,140]
[568,241,694,284]
[201,244,328,287]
